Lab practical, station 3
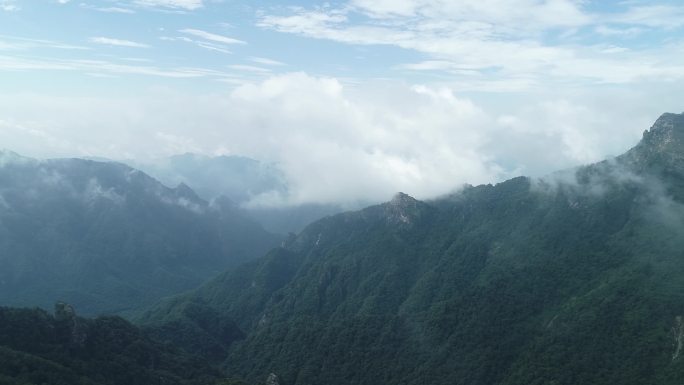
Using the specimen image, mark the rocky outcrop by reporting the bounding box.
[265,373,280,385]
[384,192,425,226]
[54,302,87,348]
[626,112,684,169]
[672,316,684,361]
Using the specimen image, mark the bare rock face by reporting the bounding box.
[645,113,684,150]
[385,192,422,225]
[54,301,87,348]
[265,373,280,385]
[673,316,684,361]
[54,301,77,322]
[627,112,684,168]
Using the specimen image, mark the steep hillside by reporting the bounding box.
[141,112,684,385]
[0,303,256,385]
[0,155,280,315]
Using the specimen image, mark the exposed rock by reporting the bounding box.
[628,112,684,166]
[672,316,683,361]
[54,302,87,348]
[385,192,422,225]
[281,232,297,248]
[54,301,76,322]
[265,373,280,385]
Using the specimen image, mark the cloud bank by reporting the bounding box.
[0,72,673,206]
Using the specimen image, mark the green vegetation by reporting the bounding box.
[140,113,684,384]
[0,303,249,385]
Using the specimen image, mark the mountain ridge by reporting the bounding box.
[140,112,684,385]
[126,153,366,234]
[0,154,281,315]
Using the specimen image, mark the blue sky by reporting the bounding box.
[4,0,683,90]
[0,0,422,90]
[1,0,684,205]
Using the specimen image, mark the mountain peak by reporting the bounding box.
[390,192,417,207]
[621,112,684,171]
[0,150,32,166]
[384,192,425,225]
[174,182,200,200]
[639,112,684,153]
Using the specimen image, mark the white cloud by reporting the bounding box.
[229,64,271,73]
[594,25,644,37]
[160,34,236,54]
[133,0,203,10]
[179,29,246,45]
[0,0,18,11]
[0,73,676,206]
[82,5,135,14]
[0,54,229,78]
[165,29,247,54]
[0,36,90,51]
[195,41,233,54]
[83,178,125,205]
[250,57,285,66]
[350,0,592,29]
[610,4,684,29]
[257,0,684,90]
[89,37,149,48]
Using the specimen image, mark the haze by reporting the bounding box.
[1,0,683,205]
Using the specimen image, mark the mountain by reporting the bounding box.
[140,112,684,385]
[128,153,360,234]
[0,303,253,385]
[243,203,353,236]
[0,154,281,315]
[129,153,288,205]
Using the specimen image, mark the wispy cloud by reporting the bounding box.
[0,35,89,50]
[89,37,149,48]
[594,25,644,37]
[0,55,232,79]
[161,34,235,54]
[179,29,246,45]
[81,4,135,14]
[164,29,247,54]
[0,0,19,11]
[257,0,684,90]
[133,0,202,11]
[250,57,285,66]
[228,64,271,73]
[610,4,684,29]
[195,42,232,54]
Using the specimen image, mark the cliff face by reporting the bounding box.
[623,113,684,172]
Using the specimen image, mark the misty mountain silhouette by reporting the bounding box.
[128,153,359,234]
[0,156,280,315]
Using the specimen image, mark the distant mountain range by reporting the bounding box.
[127,154,364,234]
[0,153,280,315]
[128,153,287,205]
[138,112,684,385]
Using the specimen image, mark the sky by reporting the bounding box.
[1,0,684,206]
